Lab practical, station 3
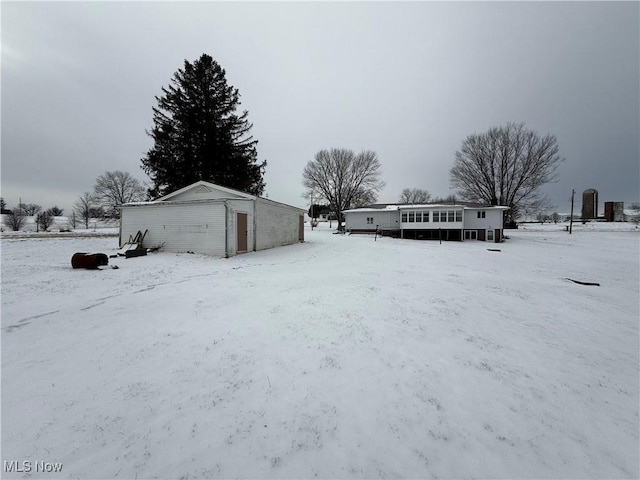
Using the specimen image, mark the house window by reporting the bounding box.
[487,229,494,241]
[465,230,477,240]
[423,211,429,222]
[477,211,486,219]
[432,210,439,222]
[448,211,455,222]
[408,212,415,223]
[401,212,407,222]
[415,211,422,222]
[455,210,462,222]
[440,211,447,222]
[366,217,374,225]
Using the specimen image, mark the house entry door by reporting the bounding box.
[237,213,248,253]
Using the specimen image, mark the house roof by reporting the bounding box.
[343,205,400,213]
[344,202,509,213]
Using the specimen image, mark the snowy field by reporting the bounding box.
[1,223,638,479]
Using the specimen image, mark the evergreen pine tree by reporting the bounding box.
[141,54,266,198]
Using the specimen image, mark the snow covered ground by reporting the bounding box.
[1,223,638,479]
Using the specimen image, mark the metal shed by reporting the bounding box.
[119,181,305,257]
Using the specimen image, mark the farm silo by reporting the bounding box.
[582,189,598,219]
[604,201,625,222]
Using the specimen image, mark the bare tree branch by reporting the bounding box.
[94,171,146,218]
[74,192,96,229]
[450,122,563,222]
[399,188,431,204]
[302,148,384,229]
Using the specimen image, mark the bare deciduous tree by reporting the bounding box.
[67,212,78,230]
[399,188,431,204]
[74,192,96,229]
[629,203,640,225]
[93,171,146,218]
[302,148,384,229]
[22,203,42,216]
[2,209,27,231]
[520,197,556,224]
[36,211,54,231]
[450,122,563,222]
[432,194,458,203]
[47,206,64,216]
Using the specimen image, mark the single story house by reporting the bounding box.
[343,202,509,242]
[120,181,305,257]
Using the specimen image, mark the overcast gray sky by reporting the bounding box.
[2,1,638,214]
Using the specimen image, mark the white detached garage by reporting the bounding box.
[120,181,305,257]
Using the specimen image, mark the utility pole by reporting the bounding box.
[310,192,314,231]
[569,189,575,234]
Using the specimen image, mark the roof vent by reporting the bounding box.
[194,185,212,193]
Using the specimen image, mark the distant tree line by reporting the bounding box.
[2,170,147,232]
[398,188,431,204]
[1,198,67,232]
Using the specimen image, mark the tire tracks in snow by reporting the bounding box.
[3,310,61,332]
[4,256,293,332]
[5,268,239,331]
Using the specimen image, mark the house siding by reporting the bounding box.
[345,210,399,231]
[463,209,504,230]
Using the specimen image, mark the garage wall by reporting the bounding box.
[121,196,302,257]
[120,202,227,256]
[255,199,304,251]
[224,199,255,257]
